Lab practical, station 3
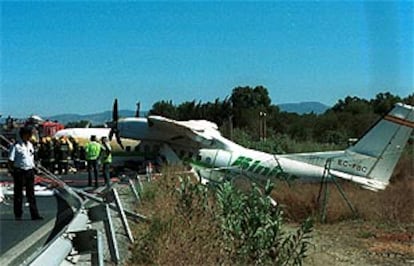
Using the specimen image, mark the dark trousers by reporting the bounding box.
[41,159,55,172]
[13,168,40,218]
[87,160,98,186]
[58,161,69,175]
[102,163,111,187]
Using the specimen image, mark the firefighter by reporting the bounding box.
[78,145,86,170]
[57,137,72,175]
[29,134,40,162]
[37,137,47,169]
[69,136,81,170]
[44,137,56,172]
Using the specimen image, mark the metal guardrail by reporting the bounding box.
[1,135,148,265]
[0,137,88,265]
[28,185,87,265]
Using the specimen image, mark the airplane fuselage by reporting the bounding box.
[190,146,328,184]
[115,118,330,183]
[118,116,395,191]
[106,101,414,191]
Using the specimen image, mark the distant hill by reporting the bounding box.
[46,110,140,125]
[43,101,329,125]
[277,101,329,114]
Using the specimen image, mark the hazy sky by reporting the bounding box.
[1,1,413,117]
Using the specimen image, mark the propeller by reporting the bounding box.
[109,98,124,149]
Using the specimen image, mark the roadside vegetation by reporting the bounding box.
[276,152,414,222]
[127,87,413,264]
[130,168,313,265]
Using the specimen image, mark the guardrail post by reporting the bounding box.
[106,188,135,243]
[73,188,148,222]
[92,230,104,266]
[88,204,120,264]
[71,229,104,266]
[136,175,143,193]
[103,204,120,264]
[128,179,140,202]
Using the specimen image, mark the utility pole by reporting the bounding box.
[259,111,267,141]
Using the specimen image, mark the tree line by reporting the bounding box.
[149,86,414,148]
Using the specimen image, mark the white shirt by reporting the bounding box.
[8,141,35,170]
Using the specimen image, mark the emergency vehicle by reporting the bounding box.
[0,115,65,167]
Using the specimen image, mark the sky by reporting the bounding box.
[1,1,413,117]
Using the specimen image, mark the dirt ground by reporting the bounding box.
[304,220,414,266]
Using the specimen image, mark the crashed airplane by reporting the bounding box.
[107,100,413,192]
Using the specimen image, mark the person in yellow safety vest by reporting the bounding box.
[85,135,101,187]
[100,136,112,188]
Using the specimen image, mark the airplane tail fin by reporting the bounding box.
[330,103,414,190]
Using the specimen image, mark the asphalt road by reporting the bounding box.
[0,170,58,257]
[0,169,122,264]
[0,196,57,260]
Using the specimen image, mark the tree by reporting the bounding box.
[150,100,178,119]
[230,85,271,110]
[65,120,91,128]
[230,86,272,130]
[371,92,401,116]
[403,93,414,105]
[177,100,197,120]
[332,96,371,114]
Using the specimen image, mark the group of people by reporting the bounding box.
[85,135,112,188]
[37,135,81,174]
[7,127,113,220]
[35,134,112,188]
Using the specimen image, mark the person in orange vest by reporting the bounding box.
[85,135,101,187]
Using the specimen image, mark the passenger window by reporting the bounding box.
[126,146,131,152]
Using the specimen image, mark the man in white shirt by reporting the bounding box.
[8,127,43,220]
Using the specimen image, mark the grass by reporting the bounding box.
[272,152,414,224]
[129,169,225,265]
[129,167,313,265]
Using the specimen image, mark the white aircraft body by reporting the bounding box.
[109,101,414,192]
[54,128,111,142]
[53,128,144,166]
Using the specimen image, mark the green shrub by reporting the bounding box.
[131,175,314,265]
[216,180,313,265]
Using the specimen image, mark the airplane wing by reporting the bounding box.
[147,116,224,148]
